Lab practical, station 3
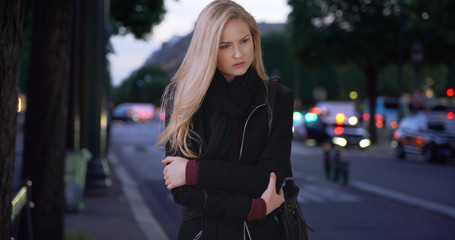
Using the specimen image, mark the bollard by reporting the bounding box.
[340,160,350,185]
[332,150,341,182]
[323,149,331,179]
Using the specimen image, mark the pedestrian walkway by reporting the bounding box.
[14,133,168,240]
[64,151,169,240]
[64,175,149,240]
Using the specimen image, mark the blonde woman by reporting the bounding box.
[158,1,294,239]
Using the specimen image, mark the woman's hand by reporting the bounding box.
[162,156,189,190]
[261,172,285,215]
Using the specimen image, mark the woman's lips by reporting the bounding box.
[233,62,245,68]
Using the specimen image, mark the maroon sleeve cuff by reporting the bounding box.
[185,159,199,186]
[246,198,266,221]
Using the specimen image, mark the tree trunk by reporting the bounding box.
[0,0,24,239]
[364,66,378,143]
[21,0,72,239]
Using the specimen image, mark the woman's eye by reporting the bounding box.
[241,39,249,44]
[220,44,230,49]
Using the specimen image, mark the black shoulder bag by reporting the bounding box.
[268,78,313,240]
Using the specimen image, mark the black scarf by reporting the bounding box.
[193,67,263,161]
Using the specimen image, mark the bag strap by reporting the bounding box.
[267,78,293,178]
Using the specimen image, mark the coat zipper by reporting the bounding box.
[243,221,252,240]
[238,103,267,161]
[239,103,268,240]
[193,230,202,240]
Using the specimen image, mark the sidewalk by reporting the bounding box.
[14,133,168,240]
[64,174,148,240]
[65,151,169,240]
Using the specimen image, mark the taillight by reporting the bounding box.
[334,126,344,135]
[335,113,345,125]
[391,121,398,129]
[416,137,423,144]
[311,107,321,115]
[375,114,384,122]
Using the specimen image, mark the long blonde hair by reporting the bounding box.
[156,0,268,158]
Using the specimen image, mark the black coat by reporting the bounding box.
[166,82,294,240]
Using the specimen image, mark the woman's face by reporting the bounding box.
[217,18,254,83]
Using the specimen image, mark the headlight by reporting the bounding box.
[359,139,371,148]
[332,137,347,147]
[348,116,358,125]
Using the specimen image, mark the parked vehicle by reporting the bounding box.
[111,103,156,122]
[299,101,371,149]
[392,108,455,163]
[364,96,403,129]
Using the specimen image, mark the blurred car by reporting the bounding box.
[317,101,370,149]
[325,123,371,149]
[294,101,371,149]
[111,103,156,122]
[364,96,402,129]
[392,109,455,163]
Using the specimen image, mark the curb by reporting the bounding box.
[109,152,170,240]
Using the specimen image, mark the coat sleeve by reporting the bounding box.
[171,185,252,220]
[197,86,294,198]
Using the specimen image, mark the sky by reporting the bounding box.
[108,0,291,86]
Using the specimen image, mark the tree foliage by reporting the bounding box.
[110,64,169,106]
[404,0,455,66]
[289,0,400,68]
[261,31,294,87]
[404,0,455,87]
[262,30,362,107]
[110,0,166,39]
[288,0,410,141]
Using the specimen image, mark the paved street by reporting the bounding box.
[110,121,455,240]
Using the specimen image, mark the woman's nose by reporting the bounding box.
[233,45,242,58]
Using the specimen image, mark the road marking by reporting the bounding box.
[109,152,169,240]
[350,180,455,219]
[298,181,361,204]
